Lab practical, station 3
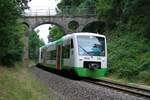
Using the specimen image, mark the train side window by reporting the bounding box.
[46,51,51,60]
[71,39,74,48]
[62,45,70,58]
[41,51,43,59]
[50,50,56,60]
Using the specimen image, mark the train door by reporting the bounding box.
[70,39,74,66]
[56,45,62,70]
[43,49,47,65]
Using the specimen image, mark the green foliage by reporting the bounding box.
[97,0,150,38]
[106,30,150,83]
[0,0,24,66]
[29,31,44,60]
[96,0,114,20]
[82,21,105,33]
[57,0,96,15]
[57,0,85,9]
[124,11,150,38]
[138,70,150,84]
[123,0,150,17]
[49,26,64,42]
[0,22,24,66]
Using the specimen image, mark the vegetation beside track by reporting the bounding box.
[0,63,58,100]
[105,29,150,85]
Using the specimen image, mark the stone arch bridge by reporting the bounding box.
[24,15,97,34]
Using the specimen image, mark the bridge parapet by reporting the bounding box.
[24,6,97,17]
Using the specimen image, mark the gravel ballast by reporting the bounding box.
[32,66,147,100]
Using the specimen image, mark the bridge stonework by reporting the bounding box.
[24,15,97,34]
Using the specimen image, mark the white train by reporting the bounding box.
[39,32,107,78]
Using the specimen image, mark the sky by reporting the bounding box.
[28,0,59,9]
[27,0,60,44]
[35,24,51,44]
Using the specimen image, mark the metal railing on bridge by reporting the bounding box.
[24,6,97,16]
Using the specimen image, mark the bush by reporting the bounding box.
[106,30,150,82]
[138,70,150,85]
[118,60,139,80]
[1,54,15,67]
[0,0,23,66]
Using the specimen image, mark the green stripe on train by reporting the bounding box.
[56,38,64,45]
[61,65,107,77]
[72,67,107,77]
[46,64,107,77]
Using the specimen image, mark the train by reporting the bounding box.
[38,32,107,78]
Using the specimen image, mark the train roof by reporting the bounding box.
[40,32,105,49]
[71,32,105,37]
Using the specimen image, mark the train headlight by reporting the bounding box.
[101,58,105,62]
[79,57,83,61]
[79,59,82,61]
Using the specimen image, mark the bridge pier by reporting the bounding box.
[23,30,30,67]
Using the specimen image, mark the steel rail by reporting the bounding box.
[83,78,150,99]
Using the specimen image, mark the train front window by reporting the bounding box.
[77,35,105,56]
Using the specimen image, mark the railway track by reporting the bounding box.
[83,78,150,99]
[36,65,150,99]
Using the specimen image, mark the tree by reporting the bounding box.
[29,31,45,60]
[123,0,150,38]
[0,0,24,66]
[48,26,64,42]
[57,0,96,15]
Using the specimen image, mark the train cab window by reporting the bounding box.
[77,36,105,56]
[71,39,74,48]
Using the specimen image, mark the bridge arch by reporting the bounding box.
[22,22,30,28]
[31,22,66,34]
[82,21,106,34]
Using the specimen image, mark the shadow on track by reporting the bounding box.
[35,64,82,81]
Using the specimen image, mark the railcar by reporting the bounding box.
[39,32,107,78]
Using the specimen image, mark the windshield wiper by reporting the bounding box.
[78,45,92,56]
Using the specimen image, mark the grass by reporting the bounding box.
[0,63,59,100]
[101,75,150,90]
